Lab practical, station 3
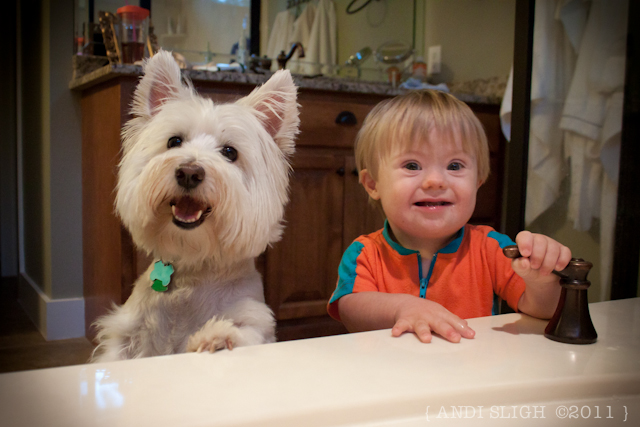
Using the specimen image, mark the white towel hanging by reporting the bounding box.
[266,10,295,71]
[288,2,316,74]
[300,0,337,76]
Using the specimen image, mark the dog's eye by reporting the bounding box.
[221,146,238,162]
[167,136,183,149]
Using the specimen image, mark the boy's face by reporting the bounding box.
[361,134,482,251]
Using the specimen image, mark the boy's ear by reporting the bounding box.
[360,169,380,200]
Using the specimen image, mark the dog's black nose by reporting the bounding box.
[175,164,205,190]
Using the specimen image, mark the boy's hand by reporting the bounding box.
[512,231,569,319]
[511,231,572,283]
[392,298,475,343]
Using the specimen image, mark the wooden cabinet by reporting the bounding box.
[81,76,137,339]
[261,91,387,340]
[467,103,506,231]
[265,149,386,340]
[79,76,505,342]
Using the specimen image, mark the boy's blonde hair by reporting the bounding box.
[355,90,490,188]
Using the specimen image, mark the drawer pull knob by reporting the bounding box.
[336,167,345,176]
[335,111,357,126]
[351,168,359,177]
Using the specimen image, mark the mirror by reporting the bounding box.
[75,1,516,89]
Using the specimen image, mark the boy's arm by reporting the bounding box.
[338,292,475,343]
[512,231,571,319]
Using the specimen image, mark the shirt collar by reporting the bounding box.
[382,220,465,256]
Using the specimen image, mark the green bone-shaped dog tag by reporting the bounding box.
[150,261,174,292]
[151,279,168,292]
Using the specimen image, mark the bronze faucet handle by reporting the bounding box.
[502,245,597,344]
[502,245,592,282]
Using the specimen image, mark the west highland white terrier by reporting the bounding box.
[92,50,299,362]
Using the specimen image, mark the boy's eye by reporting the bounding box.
[167,136,183,149]
[404,162,420,171]
[448,162,462,171]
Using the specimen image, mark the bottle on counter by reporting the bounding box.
[387,66,401,88]
[412,56,427,82]
[236,15,249,69]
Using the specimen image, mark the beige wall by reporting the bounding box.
[21,0,48,293]
[19,0,83,300]
[423,0,515,83]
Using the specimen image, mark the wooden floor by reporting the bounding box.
[0,277,95,374]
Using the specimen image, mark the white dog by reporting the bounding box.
[92,50,299,362]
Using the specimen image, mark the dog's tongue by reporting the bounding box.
[172,196,206,222]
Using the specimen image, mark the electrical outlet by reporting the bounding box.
[428,45,441,75]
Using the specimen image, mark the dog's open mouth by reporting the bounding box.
[170,196,211,229]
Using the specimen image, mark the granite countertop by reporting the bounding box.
[69,58,506,105]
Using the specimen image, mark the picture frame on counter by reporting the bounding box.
[98,11,121,65]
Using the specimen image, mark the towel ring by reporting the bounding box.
[346,0,378,15]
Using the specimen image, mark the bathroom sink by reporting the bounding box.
[1,298,637,427]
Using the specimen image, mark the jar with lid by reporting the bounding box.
[117,5,150,64]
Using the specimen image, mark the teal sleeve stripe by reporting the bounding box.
[329,241,366,304]
[487,230,516,249]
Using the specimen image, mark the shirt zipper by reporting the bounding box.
[418,253,438,298]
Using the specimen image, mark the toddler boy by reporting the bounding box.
[327,90,571,343]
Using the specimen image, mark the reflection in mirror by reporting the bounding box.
[76,0,252,67]
[74,1,516,94]
[261,0,515,90]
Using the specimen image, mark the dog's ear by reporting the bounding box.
[132,49,187,119]
[237,70,300,155]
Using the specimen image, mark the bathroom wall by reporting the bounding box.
[423,0,515,83]
[18,0,84,340]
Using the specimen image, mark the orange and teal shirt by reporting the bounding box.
[328,221,526,321]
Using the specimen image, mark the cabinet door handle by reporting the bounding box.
[351,168,359,177]
[335,111,357,126]
[336,167,345,176]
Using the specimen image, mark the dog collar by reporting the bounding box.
[150,260,174,292]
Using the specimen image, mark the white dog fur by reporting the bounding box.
[92,50,299,362]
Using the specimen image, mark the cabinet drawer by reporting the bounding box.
[297,99,377,149]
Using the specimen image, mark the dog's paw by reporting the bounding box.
[186,317,240,353]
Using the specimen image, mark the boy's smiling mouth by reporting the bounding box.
[414,201,451,207]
